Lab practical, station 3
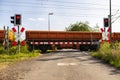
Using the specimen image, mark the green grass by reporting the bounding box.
[91,42,120,68]
[0,45,41,69]
[0,52,41,69]
[0,53,40,61]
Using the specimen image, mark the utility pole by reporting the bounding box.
[109,0,112,44]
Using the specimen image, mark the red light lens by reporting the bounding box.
[16,15,20,19]
[105,19,108,22]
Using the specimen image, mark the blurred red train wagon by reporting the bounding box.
[26,30,102,52]
[26,31,102,41]
[0,30,4,43]
[112,32,120,41]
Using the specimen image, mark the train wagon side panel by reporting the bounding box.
[26,31,102,52]
[112,32,120,41]
[26,31,49,40]
[92,32,102,40]
[26,31,102,41]
[0,30,5,42]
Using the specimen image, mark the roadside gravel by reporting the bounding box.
[0,58,36,80]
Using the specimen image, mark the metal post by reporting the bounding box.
[18,25,20,53]
[33,40,34,53]
[104,27,106,34]
[48,13,53,31]
[109,0,112,44]
[48,14,50,31]
[7,26,9,55]
[3,26,9,54]
[4,26,7,53]
[104,26,106,41]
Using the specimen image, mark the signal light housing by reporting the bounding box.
[104,18,109,27]
[10,14,21,26]
[10,16,15,24]
[15,14,21,25]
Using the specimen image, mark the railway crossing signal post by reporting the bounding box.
[10,14,22,53]
[103,0,112,45]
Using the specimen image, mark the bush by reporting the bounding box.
[91,42,120,68]
[111,42,120,67]
[20,45,29,53]
[110,54,120,68]
[8,45,29,54]
[99,42,111,55]
[0,46,5,54]
[9,46,17,54]
[0,44,40,63]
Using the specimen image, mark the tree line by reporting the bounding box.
[65,21,99,32]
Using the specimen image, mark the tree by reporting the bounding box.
[65,21,92,31]
[8,30,15,41]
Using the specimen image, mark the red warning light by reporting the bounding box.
[104,18,109,27]
[15,14,21,25]
[16,15,20,19]
[105,19,108,22]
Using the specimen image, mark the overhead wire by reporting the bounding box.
[1,0,120,11]
[1,0,108,6]
[0,0,116,18]
[0,10,107,18]
[0,0,112,10]
[0,4,111,11]
[36,0,108,6]
[0,1,113,13]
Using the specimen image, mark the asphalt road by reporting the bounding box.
[0,49,120,80]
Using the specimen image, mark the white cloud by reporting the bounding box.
[28,17,45,22]
[37,18,45,21]
[28,18,36,21]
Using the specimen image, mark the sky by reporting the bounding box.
[0,0,120,34]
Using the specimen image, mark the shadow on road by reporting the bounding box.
[36,49,120,76]
[36,57,66,61]
[36,50,87,61]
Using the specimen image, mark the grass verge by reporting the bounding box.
[0,52,41,70]
[91,42,120,68]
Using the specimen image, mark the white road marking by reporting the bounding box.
[57,63,78,66]
[69,63,78,65]
[57,63,69,66]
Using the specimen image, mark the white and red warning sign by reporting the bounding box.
[100,27,110,43]
[12,27,25,46]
